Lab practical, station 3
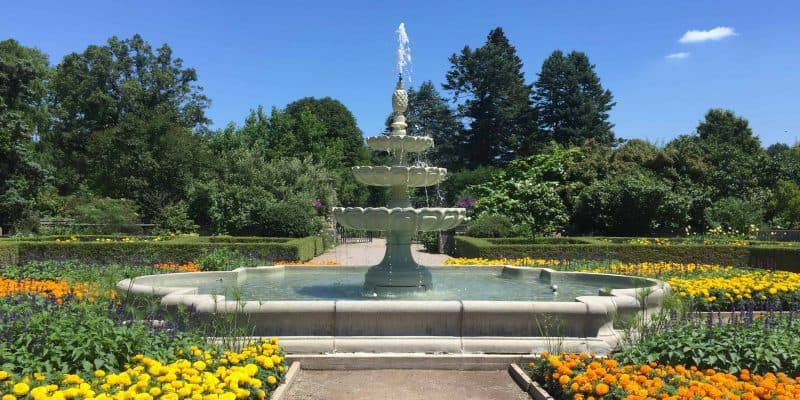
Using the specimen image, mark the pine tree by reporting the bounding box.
[443,27,538,167]
[534,50,616,147]
[404,81,465,171]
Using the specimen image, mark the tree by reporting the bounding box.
[533,50,616,147]
[43,34,210,197]
[573,169,690,236]
[443,27,538,167]
[0,39,50,232]
[402,81,465,171]
[470,149,575,236]
[284,97,368,170]
[695,109,767,199]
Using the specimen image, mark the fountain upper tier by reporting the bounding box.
[353,166,447,187]
[334,207,465,232]
[366,134,433,154]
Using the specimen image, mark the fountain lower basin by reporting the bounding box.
[118,266,669,354]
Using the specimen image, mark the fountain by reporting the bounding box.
[118,25,670,355]
[331,76,466,296]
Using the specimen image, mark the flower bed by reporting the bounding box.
[529,353,800,400]
[1,338,286,400]
[447,258,800,311]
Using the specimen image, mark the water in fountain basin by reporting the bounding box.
[181,266,643,301]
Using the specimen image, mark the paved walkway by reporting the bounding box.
[285,369,528,400]
[310,238,452,266]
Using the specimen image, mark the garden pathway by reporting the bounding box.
[309,238,452,266]
[284,369,529,400]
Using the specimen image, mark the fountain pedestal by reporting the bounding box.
[332,78,467,295]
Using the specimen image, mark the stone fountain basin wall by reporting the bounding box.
[118,266,669,355]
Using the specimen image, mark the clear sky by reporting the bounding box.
[3,0,799,146]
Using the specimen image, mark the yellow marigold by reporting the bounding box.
[266,376,277,385]
[12,382,30,396]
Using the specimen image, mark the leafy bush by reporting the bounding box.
[616,314,800,376]
[0,296,214,379]
[156,202,198,234]
[573,170,690,236]
[196,248,257,271]
[419,231,439,253]
[252,199,324,237]
[705,196,764,235]
[13,238,320,266]
[465,214,512,238]
[71,197,142,235]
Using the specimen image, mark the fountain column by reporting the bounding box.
[332,77,467,296]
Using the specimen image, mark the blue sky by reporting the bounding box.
[3,0,799,146]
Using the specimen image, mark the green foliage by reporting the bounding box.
[534,50,616,147]
[43,34,210,216]
[705,196,764,234]
[189,154,336,236]
[71,197,141,234]
[438,166,498,206]
[253,200,324,238]
[465,214,512,238]
[471,149,571,236]
[196,248,255,271]
[418,231,439,253]
[0,296,217,380]
[156,202,198,234]
[452,236,783,269]
[401,81,465,171]
[13,237,320,266]
[443,27,538,167]
[573,169,690,236]
[768,180,800,228]
[0,242,18,268]
[0,260,153,284]
[616,316,800,376]
[0,39,51,233]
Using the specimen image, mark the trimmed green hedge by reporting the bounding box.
[0,242,18,268]
[453,236,800,272]
[484,237,596,245]
[0,236,324,267]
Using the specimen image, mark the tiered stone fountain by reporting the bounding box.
[332,77,467,295]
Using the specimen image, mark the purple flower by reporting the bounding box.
[311,199,324,210]
[456,197,475,209]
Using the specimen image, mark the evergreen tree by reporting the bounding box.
[534,50,616,147]
[403,81,465,171]
[443,27,538,167]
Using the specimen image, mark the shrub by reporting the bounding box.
[71,197,142,235]
[252,199,324,238]
[705,196,764,235]
[419,231,439,253]
[451,236,800,272]
[196,248,256,271]
[156,202,198,234]
[465,214,512,238]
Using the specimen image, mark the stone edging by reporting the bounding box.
[508,363,554,400]
[268,362,301,400]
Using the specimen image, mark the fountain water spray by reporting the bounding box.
[396,23,412,81]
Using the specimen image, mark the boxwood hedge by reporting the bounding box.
[0,235,323,268]
[453,236,800,272]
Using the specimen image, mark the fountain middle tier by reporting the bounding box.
[352,166,448,187]
[332,207,466,232]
